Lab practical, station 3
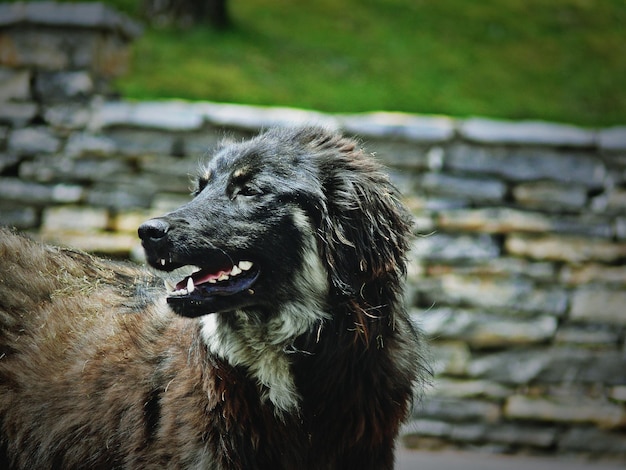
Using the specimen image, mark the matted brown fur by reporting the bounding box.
[0,127,425,469]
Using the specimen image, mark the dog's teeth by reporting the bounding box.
[191,266,202,274]
[160,259,166,266]
[187,277,194,293]
[217,273,229,281]
[230,265,242,276]
[208,279,217,283]
[170,288,188,297]
[238,261,253,271]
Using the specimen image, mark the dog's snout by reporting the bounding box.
[138,218,170,242]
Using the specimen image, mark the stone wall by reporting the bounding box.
[2,1,626,461]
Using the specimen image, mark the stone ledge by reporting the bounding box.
[460,117,596,147]
[0,1,142,39]
[338,112,455,142]
[84,99,626,150]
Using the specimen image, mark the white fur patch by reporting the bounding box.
[200,208,329,414]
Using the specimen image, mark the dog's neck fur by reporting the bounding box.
[200,213,329,414]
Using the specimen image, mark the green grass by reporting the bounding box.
[33,0,626,126]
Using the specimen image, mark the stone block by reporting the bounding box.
[512,181,587,212]
[428,378,511,399]
[415,397,501,423]
[86,183,154,209]
[19,155,131,184]
[35,71,93,103]
[195,101,338,133]
[0,28,71,70]
[427,273,567,316]
[0,206,37,229]
[505,395,626,429]
[43,104,91,129]
[420,172,506,202]
[111,209,160,234]
[449,423,487,443]
[506,234,626,263]
[65,132,117,157]
[0,2,142,39]
[617,217,626,240]
[411,233,500,262]
[0,101,38,126]
[438,208,612,238]
[339,112,455,143]
[0,67,30,101]
[460,117,595,147]
[41,205,108,232]
[404,419,451,438]
[366,140,429,169]
[484,424,556,448]
[570,288,626,326]
[559,427,626,455]
[447,144,606,188]
[421,308,557,348]
[598,126,626,151]
[0,152,19,173]
[8,127,61,155]
[555,325,620,349]
[104,129,176,156]
[427,257,557,282]
[561,264,626,286]
[610,386,626,402]
[426,340,470,376]
[438,207,550,234]
[0,177,82,204]
[468,348,626,385]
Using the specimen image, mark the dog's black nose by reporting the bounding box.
[138,218,170,242]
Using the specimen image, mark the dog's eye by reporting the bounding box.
[237,184,263,197]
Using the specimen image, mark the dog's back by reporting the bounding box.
[0,230,210,468]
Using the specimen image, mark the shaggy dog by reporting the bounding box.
[0,126,425,469]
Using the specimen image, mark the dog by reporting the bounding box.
[0,126,425,469]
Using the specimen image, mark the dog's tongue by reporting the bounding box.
[175,269,229,291]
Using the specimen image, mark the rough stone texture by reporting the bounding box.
[569,288,626,325]
[559,427,626,455]
[0,101,38,126]
[8,126,61,155]
[35,71,93,103]
[421,273,568,316]
[505,395,626,429]
[506,234,626,263]
[512,181,588,212]
[339,112,455,142]
[460,117,596,147]
[447,144,606,187]
[411,233,500,262]
[41,205,108,232]
[420,172,506,202]
[0,67,30,101]
[420,308,557,348]
[0,8,625,459]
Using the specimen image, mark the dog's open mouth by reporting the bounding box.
[167,260,259,298]
[160,258,261,316]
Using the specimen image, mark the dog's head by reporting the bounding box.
[139,126,413,327]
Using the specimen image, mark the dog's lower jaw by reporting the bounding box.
[200,307,328,415]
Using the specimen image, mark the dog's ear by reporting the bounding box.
[312,134,413,307]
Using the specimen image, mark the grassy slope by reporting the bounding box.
[100,0,626,126]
